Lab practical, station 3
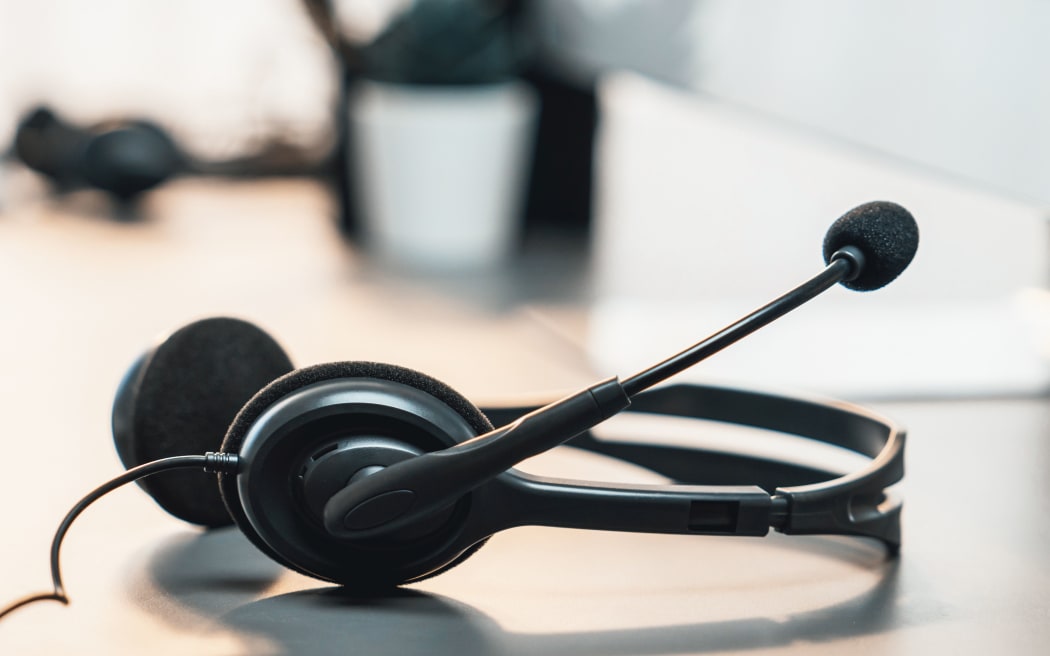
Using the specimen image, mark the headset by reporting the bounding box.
[9,106,327,206]
[12,106,183,201]
[0,201,918,617]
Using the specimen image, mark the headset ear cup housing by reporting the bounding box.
[111,317,294,527]
[218,362,495,587]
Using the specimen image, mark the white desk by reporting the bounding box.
[0,177,1047,655]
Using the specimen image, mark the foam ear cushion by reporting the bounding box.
[217,361,494,583]
[112,317,294,527]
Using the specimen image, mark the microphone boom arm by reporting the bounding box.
[622,247,861,396]
[322,248,864,540]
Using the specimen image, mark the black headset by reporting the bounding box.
[9,106,323,206]
[12,107,182,201]
[112,316,906,588]
[1,201,917,616]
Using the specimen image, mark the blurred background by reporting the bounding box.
[3,1,1048,200]
[0,0,1047,396]
[1,4,1049,652]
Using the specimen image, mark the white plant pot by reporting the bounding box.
[350,80,538,271]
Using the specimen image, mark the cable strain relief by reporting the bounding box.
[203,452,240,475]
[830,245,866,282]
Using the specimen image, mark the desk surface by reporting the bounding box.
[0,177,1047,655]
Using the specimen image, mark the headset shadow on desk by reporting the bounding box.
[1,201,918,625]
[137,522,903,656]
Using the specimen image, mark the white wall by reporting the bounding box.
[694,0,1050,206]
[535,0,1050,207]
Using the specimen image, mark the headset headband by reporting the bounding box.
[485,383,904,552]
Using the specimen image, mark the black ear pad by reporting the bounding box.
[112,318,294,527]
[217,361,494,585]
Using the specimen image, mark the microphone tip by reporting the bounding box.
[823,201,919,291]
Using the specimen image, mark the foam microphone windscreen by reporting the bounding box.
[823,201,919,291]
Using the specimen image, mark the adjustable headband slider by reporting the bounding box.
[774,434,905,554]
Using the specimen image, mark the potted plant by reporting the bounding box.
[307,0,536,270]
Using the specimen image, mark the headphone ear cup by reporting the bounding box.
[81,120,181,199]
[112,317,294,527]
[216,361,495,586]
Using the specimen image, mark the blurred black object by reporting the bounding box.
[14,107,183,201]
[519,67,596,235]
[10,105,333,213]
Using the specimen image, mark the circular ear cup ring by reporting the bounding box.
[112,317,294,527]
[217,362,494,588]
